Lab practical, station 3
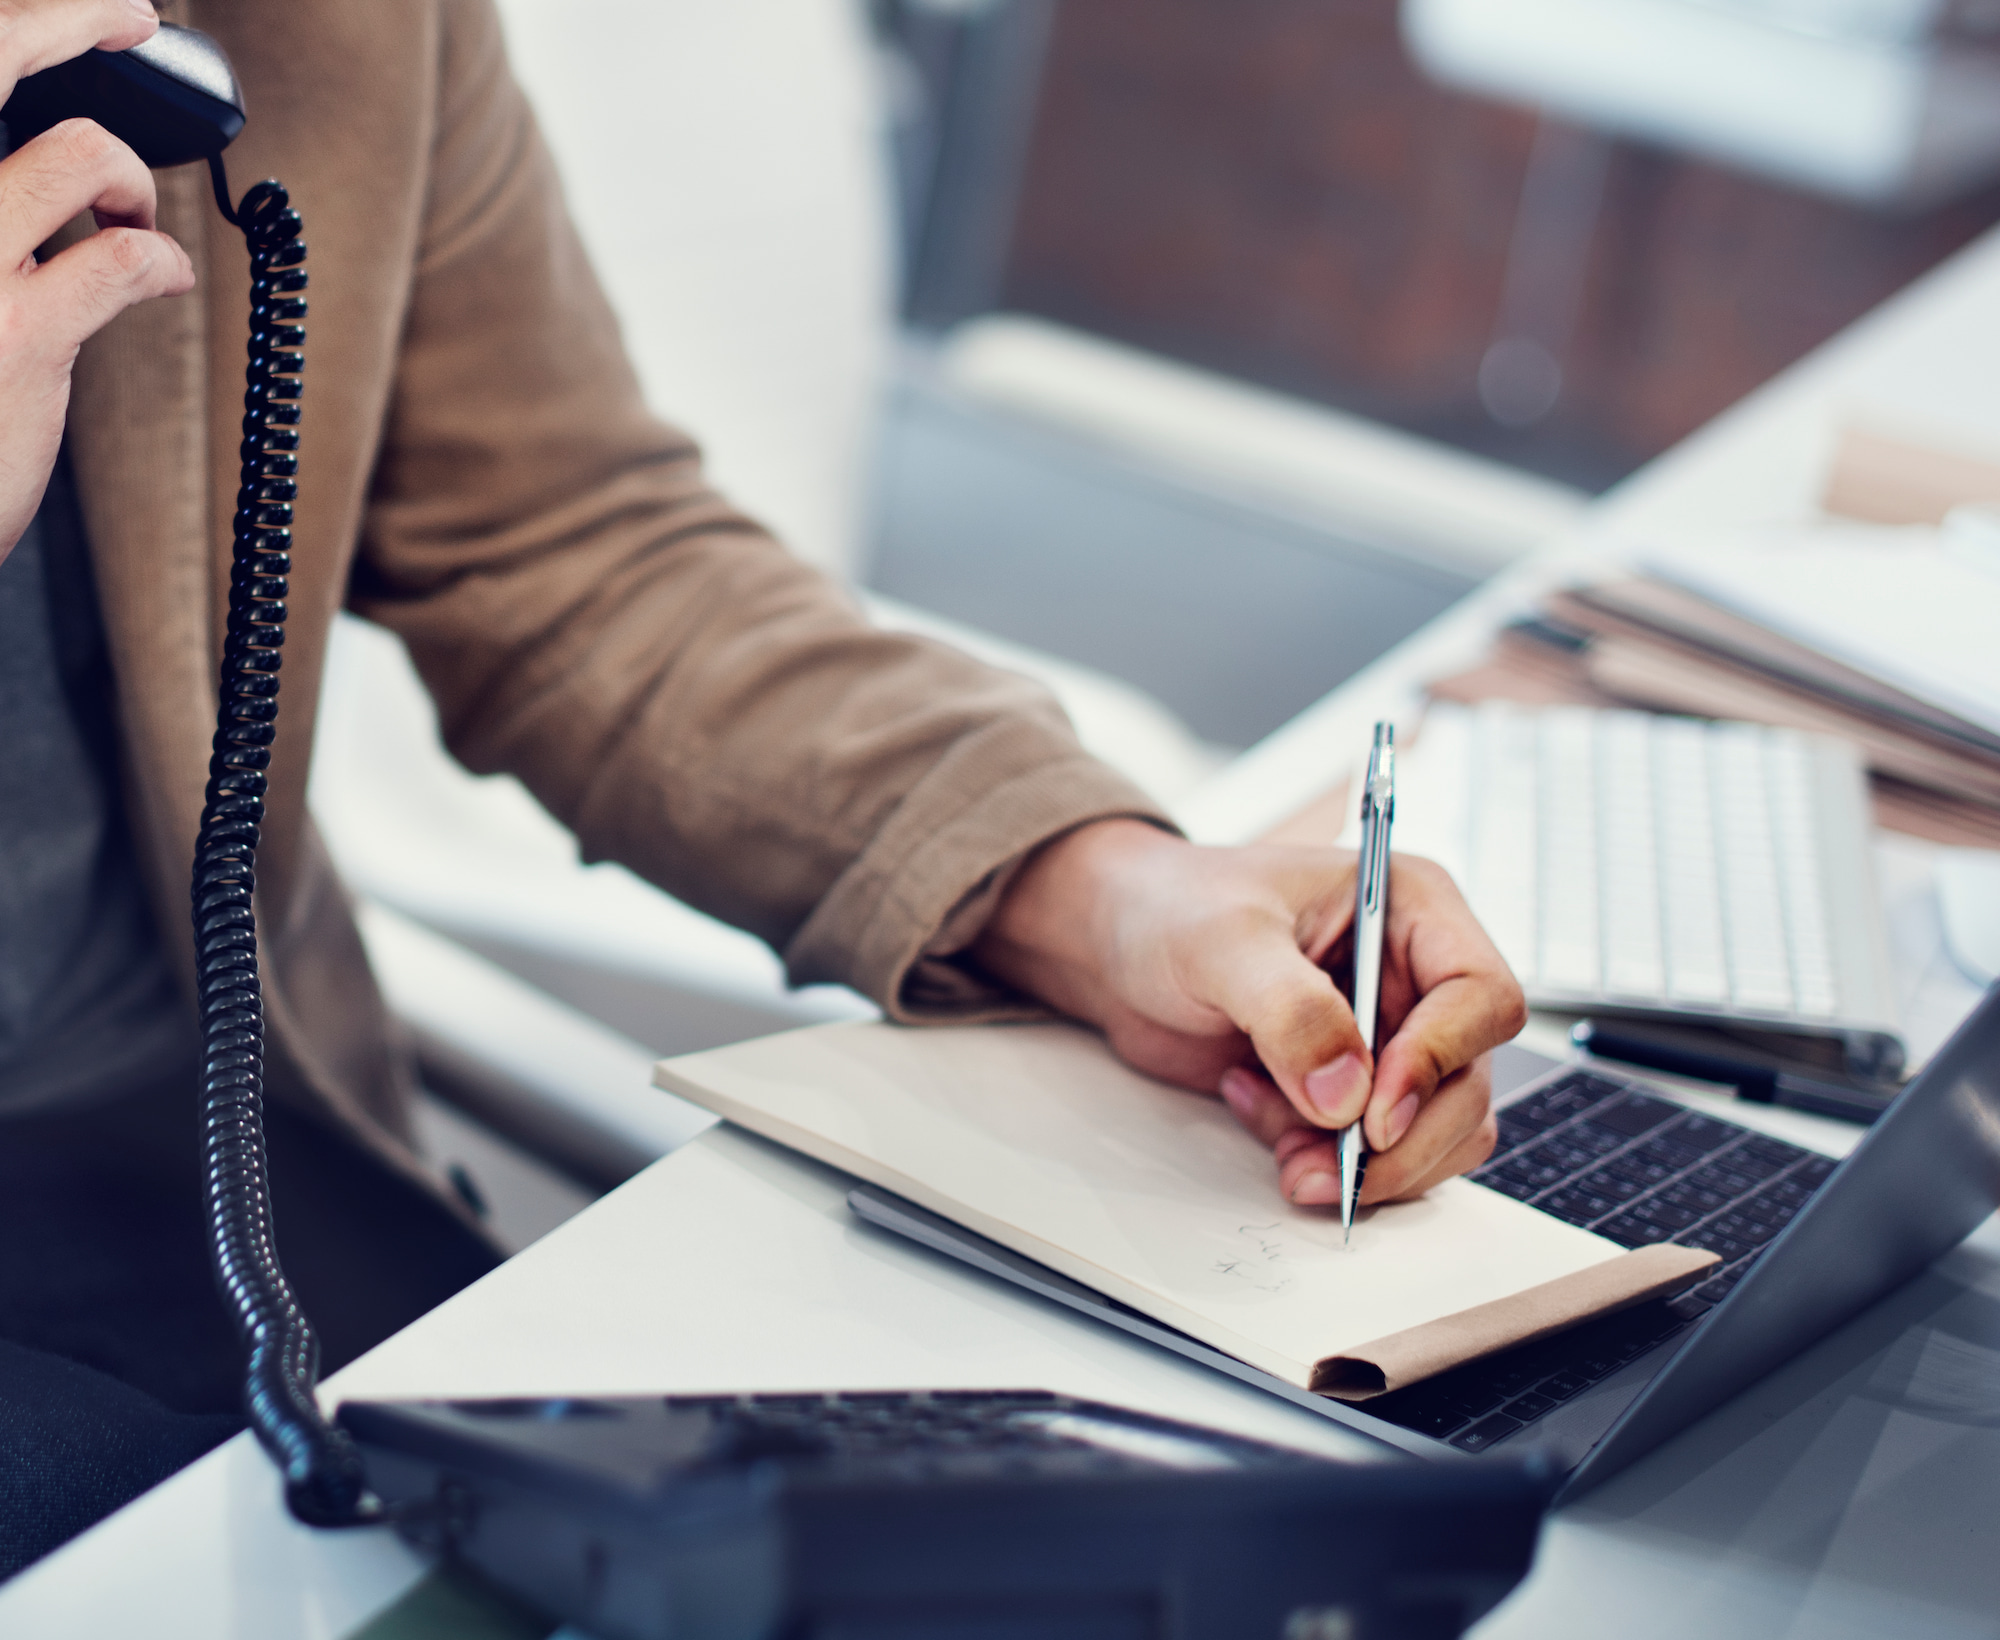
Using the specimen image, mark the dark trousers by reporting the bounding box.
[0,1062,501,1578]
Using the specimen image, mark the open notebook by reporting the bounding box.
[656,1021,1712,1399]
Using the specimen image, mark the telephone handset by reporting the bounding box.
[4,29,373,1525]
[1,22,244,167]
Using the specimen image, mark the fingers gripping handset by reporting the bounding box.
[3,10,245,165]
[0,2,204,564]
[3,8,370,1525]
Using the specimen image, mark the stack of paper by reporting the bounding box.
[1430,523,2000,847]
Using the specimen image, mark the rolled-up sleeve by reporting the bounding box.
[349,0,1169,1019]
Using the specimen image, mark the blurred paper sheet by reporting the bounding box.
[1645,527,2000,742]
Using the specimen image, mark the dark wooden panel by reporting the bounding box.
[1000,0,2000,488]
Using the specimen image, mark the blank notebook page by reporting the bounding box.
[657,1020,1624,1390]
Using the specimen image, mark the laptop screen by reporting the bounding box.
[1568,981,2000,1497]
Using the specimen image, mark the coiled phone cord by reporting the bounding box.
[193,157,379,1527]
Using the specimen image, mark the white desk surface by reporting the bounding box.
[12,231,2000,1640]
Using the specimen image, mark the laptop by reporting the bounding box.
[849,980,2000,1502]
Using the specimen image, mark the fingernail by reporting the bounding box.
[1273,1128,1319,1163]
[1218,1068,1258,1120]
[129,1,158,18]
[1292,1169,1339,1206]
[1303,1053,1368,1125]
[1386,1092,1421,1147]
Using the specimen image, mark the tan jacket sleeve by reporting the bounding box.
[348,0,1168,1019]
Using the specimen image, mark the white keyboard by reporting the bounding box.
[1389,704,1901,1056]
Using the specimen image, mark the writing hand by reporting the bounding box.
[973,819,1526,1207]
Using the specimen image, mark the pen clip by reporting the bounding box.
[1359,724,1395,915]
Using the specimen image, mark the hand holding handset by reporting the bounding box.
[5,22,372,1525]
[2,19,244,166]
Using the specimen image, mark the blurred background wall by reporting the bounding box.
[895,0,2000,491]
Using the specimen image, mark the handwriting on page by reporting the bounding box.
[1211,1223,1299,1294]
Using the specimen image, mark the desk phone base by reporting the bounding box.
[340,1389,1550,1640]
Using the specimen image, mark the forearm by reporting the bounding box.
[348,1,1172,1007]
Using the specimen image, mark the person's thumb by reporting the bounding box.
[1193,914,1372,1129]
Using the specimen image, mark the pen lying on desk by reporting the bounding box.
[1570,1019,1897,1125]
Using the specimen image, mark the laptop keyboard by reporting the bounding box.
[1363,1068,1838,1454]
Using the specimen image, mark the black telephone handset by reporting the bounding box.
[1,22,244,166]
[6,30,372,1526]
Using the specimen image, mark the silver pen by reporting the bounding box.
[1341,722,1395,1246]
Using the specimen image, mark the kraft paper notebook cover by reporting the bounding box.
[655,1021,1712,1400]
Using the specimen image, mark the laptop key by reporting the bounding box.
[1657,1180,1730,1216]
[1537,1138,1604,1173]
[1669,1114,1741,1153]
[1564,1121,1628,1156]
[1701,1265,1751,1299]
[1439,1383,1507,1420]
[1605,1156,1677,1189]
[1539,1078,1607,1118]
[1485,1360,1544,1398]
[1740,1134,1809,1168]
[1507,1391,1558,1421]
[1689,1161,1759,1196]
[1574,1167,1648,1202]
[1591,1094,1681,1138]
[1683,1229,1755,1264]
[1597,1214,1670,1247]
[1718,1147,1789,1182]
[1635,1134,1705,1172]
[1710,1210,1777,1243]
[1754,1198,1805,1230]
[1540,1370,1592,1401]
[1450,1414,1526,1454]
[1499,1159,1570,1191]
[1477,1172,1539,1201]
[1615,1322,1681,1361]
[1537,1187,1619,1226]
[1390,1402,1469,1439]
[1631,1199,1701,1232]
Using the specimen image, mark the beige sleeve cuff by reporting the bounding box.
[783,729,1175,1023]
